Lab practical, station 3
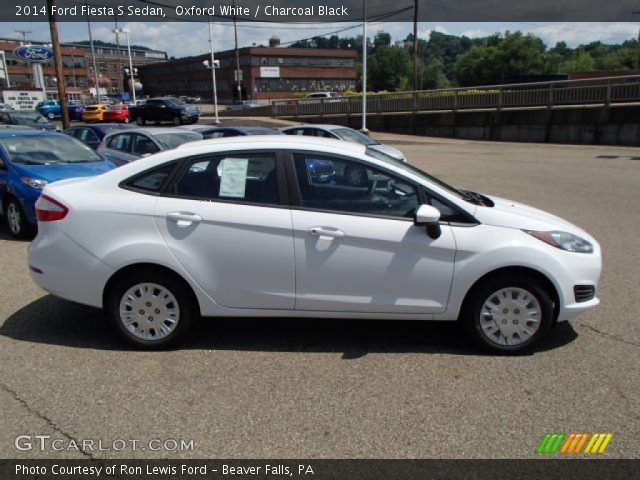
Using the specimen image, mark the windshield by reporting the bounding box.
[385,158,467,200]
[165,98,186,107]
[0,135,103,164]
[10,112,49,125]
[333,128,378,146]
[155,132,202,149]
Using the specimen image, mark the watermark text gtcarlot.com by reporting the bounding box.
[15,435,195,452]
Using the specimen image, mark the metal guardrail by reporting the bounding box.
[271,75,640,118]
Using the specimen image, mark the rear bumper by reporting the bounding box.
[28,223,113,307]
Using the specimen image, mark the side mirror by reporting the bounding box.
[414,204,440,226]
[414,204,442,239]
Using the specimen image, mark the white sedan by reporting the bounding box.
[28,136,601,352]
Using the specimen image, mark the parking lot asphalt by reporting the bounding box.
[1,129,639,459]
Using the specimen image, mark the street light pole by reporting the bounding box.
[208,21,220,124]
[116,28,136,105]
[361,0,368,133]
[233,0,242,102]
[85,1,101,103]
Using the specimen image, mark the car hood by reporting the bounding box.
[11,161,116,183]
[368,143,406,162]
[474,194,592,238]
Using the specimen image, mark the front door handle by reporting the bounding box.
[307,227,345,238]
[167,212,202,227]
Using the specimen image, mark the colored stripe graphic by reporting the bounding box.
[537,433,613,454]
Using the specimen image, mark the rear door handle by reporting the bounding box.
[167,212,202,227]
[307,227,345,238]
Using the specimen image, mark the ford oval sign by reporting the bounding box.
[13,45,55,63]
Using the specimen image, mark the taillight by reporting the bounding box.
[35,195,69,222]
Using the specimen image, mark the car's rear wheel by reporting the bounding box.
[4,198,32,239]
[135,116,145,126]
[106,269,196,349]
[463,274,553,354]
[172,116,182,126]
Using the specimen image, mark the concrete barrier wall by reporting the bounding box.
[286,104,640,146]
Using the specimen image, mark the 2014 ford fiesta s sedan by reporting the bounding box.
[28,136,601,353]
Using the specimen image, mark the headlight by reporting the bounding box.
[525,230,593,253]
[20,177,48,190]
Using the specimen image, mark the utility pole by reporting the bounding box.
[361,0,368,133]
[233,0,242,102]
[412,0,419,91]
[46,0,70,129]
[208,21,220,123]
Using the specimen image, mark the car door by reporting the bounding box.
[154,150,295,310]
[0,153,8,206]
[289,152,457,314]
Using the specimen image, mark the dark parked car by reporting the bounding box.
[64,123,138,150]
[129,97,199,126]
[178,125,282,138]
[0,110,57,131]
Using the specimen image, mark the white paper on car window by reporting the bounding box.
[219,158,249,198]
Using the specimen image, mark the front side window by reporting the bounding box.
[293,154,419,219]
[172,154,279,205]
[132,134,159,155]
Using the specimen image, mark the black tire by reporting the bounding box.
[4,197,33,239]
[135,116,145,126]
[106,269,197,349]
[462,274,553,354]
[172,116,182,126]
[47,112,55,120]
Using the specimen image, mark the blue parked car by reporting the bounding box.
[0,131,116,238]
[36,100,85,121]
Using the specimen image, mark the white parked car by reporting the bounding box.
[280,124,407,163]
[28,136,601,352]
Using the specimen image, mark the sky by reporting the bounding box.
[0,21,638,57]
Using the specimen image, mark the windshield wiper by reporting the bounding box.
[460,189,488,206]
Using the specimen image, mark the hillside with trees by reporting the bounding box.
[290,31,639,91]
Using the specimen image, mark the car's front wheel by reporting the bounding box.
[172,116,182,126]
[135,116,145,126]
[47,112,55,120]
[463,274,553,354]
[106,269,196,349]
[4,198,32,239]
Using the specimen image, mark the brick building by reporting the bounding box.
[139,42,358,102]
[0,37,167,100]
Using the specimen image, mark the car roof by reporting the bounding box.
[281,124,348,132]
[6,110,44,114]
[177,134,364,154]
[68,123,137,132]
[104,127,196,136]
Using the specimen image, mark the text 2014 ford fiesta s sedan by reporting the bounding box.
[28,136,601,352]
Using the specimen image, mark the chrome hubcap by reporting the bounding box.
[119,283,179,341]
[7,203,21,234]
[479,287,541,346]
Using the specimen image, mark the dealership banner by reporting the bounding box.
[1,0,638,22]
[2,459,639,480]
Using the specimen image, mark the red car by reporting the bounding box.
[102,103,130,123]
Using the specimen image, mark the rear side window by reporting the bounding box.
[124,163,177,193]
[172,154,279,205]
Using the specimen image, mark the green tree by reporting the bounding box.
[564,51,596,72]
[368,46,411,91]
